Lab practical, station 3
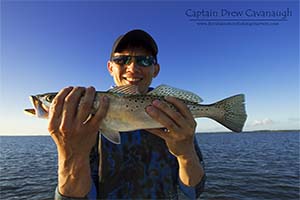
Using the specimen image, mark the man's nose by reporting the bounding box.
[126,60,140,72]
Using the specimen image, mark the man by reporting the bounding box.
[52,29,206,199]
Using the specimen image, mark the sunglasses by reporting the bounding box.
[111,55,157,67]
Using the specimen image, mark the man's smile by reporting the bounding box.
[123,76,143,84]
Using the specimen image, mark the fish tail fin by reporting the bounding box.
[211,94,247,132]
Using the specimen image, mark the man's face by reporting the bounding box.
[107,48,160,94]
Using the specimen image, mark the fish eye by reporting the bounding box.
[45,95,55,102]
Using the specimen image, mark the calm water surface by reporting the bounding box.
[0,132,299,200]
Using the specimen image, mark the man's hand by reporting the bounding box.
[145,96,196,157]
[48,86,109,197]
[145,96,204,186]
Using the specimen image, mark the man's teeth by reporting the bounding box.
[125,77,142,81]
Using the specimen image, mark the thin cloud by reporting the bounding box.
[288,117,300,122]
[252,118,274,126]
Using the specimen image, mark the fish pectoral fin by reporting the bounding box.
[100,128,121,144]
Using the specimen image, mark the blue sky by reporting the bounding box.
[1,0,299,135]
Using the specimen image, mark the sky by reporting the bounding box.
[1,0,299,135]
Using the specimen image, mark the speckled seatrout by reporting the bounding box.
[24,85,247,144]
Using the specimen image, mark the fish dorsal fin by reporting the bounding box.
[108,85,140,95]
[148,84,203,103]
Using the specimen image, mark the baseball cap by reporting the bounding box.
[110,29,158,59]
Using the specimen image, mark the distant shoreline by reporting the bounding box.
[1,130,299,136]
[197,129,300,134]
[243,129,300,133]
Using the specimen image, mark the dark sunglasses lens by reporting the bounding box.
[112,56,155,67]
[136,56,155,67]
[112,56,131,65]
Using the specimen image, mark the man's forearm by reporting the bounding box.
[177,151,204,186]
[58,156,92,198]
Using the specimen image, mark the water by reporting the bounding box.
[0,137,58,200]
[197,132,300,200]
[0,132,299,200]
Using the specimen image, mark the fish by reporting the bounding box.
[24,84,247,144]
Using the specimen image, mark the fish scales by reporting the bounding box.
[98,93,168,132]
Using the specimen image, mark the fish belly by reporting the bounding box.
[99,95,163,132]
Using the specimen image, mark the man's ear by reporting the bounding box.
[153,64,160,78]
[107,61,114,76]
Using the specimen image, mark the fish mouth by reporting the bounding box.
[24,108,36,116]
[24,96,49,118]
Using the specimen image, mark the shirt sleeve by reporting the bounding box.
[177,137,206,199]
[54,178,97,200]
[54,187,88,200]
[178,174,206,199]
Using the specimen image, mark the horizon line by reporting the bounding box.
[0,129,299,136]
